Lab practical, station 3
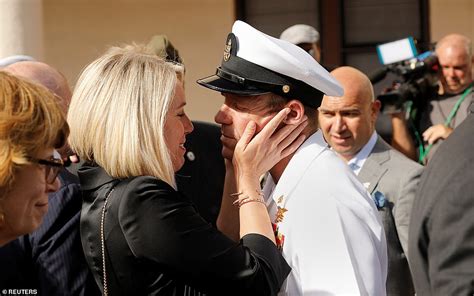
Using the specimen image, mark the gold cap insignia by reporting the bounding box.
[223,38,232,62]
[282,85,290,93]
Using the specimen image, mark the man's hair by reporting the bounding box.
[68,44,184,188]
[0,71,69,196]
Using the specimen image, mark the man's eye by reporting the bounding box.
[233,105,249,112]
[343,112,360,117]
[321,112,334,117]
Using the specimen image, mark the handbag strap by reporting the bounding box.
[100,187,115,296]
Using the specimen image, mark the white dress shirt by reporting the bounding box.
[347,131,378,176]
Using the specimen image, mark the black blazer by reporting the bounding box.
[79,164,290,296]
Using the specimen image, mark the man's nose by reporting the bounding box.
[214,104,232,125]
[446,67,455,78]
[334,114,346,132]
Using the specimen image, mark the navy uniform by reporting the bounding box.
[198,21,387,296]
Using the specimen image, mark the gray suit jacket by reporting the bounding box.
[409,103,474,295]
[358,136,423,296]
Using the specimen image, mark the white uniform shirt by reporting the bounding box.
[263,131,387,296]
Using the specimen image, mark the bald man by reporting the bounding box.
[4,61,74,159]
[416,34,473,163]
[319,66,423,296]
[0,61,98,296]
[5,61,71,111]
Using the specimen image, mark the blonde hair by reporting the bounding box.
[0,71,69,196]
[68,44,184,188]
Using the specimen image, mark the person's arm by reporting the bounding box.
[216,160,240,241]
[232,109,307,242]
[121,177,290,295]
[390,112,417,161]
[217,108,307,242]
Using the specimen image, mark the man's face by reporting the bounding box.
[437,45,473,94]
[318,92,378,162]
[214,93,278,159]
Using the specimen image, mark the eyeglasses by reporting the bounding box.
[28,157,66,184]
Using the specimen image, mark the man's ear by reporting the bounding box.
[372,100,382,121]
[373,99,382,112]
[283,100,305,124]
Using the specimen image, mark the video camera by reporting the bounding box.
[370,37,439,115]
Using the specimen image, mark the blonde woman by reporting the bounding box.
[0,71,69,246]
[68,45,307,295]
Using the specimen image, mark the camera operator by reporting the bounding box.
[395,34,473,163]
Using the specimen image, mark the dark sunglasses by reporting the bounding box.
[28,157,66,184]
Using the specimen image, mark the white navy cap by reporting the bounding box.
[280,24,320,45]
[197,21,343,108]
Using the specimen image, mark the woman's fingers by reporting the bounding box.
[253,108,291,141]
[276,118,308,152]
[271,114,307,145]
[236,120,257,150]
[233,108,309,178]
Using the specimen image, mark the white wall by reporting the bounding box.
[43,0,235,122]
[430,0,474,42]
[0,0,43,59]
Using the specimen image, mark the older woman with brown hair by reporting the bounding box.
[0,71,69,246]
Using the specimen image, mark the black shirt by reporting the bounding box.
[79,164,290,295]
